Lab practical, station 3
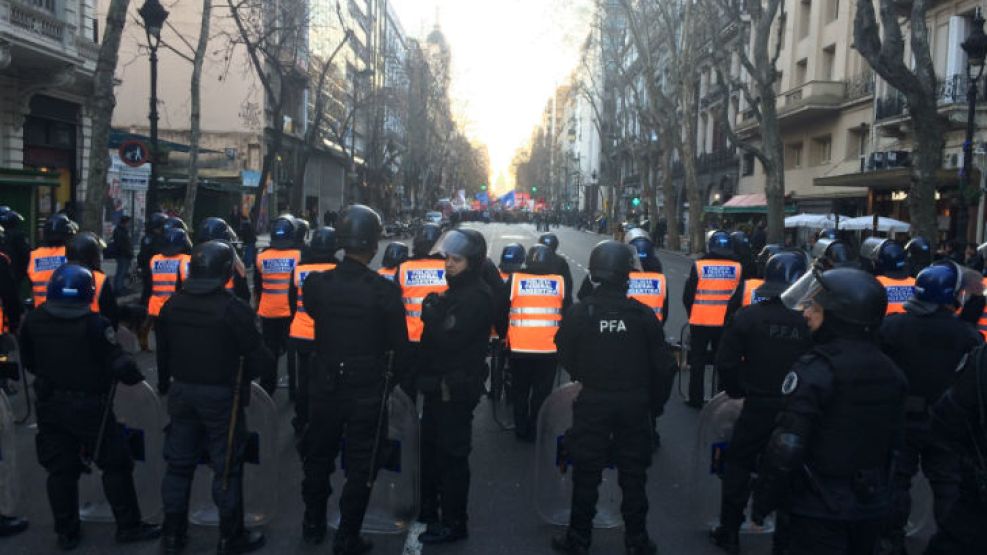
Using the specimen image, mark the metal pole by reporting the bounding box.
[147,38,160,217]
[960,73,978,244]
[977,159,986,244]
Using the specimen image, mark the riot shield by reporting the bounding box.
[534,382,622,529]
[189,383,278,527]
[328,387,420,534]
[906,471,934,538]
[79,381,165,522]
[0,390,18,515]
[488,341,514,430]
[689,392,774,535]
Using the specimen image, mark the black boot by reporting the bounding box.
[332,533,373,555]
[216,530,265,555]
[418,520,468,544]
[0,514,28,537]
[710,526,740,554]
[116,521,162,543]
[550,528,590,555]
[417,500,439,526]
[57,529,81,551]
[626,533,657,555]
[161,513,189,554]
[302,519,327,545]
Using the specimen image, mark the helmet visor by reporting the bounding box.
[781,268,824,311]
[430,230,479,260]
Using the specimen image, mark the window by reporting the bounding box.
[821,45,836,81]
[799,0,812,40]
[811,135,832,165]
[785,143,804,169]
[826,0,839,22]
[743,153,756,176]
[846,126,869,161]
[795,59,808,86]
[774,71,783,94]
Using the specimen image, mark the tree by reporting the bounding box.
[82,0,131,232]
[854,0,943,241]
[183,0,212,222]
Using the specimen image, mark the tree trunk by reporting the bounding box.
[661,147,681,251]
[907,103,945,241]
[644,151,658,233]
[681,89,703,253]
[81,0,130,233]
[758,85,786,243]
[250,98,285,231]
[184,0,211,223]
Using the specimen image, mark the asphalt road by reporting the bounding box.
[0,223,929,554]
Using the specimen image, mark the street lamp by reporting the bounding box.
[139,0,168,217]
[958,8,987,243]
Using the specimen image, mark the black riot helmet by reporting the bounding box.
[782,266,887,331]
[499,242,526,273]
[147,212,168,234]
[589,240,640,287]
[812,237,855,268]
[431,228,487,270]
[163,216,188,233]
[706,230,733,258]
[381,241,409,269]
[0,206,24,229]
[414,223,443,257]
[336,204,382,255]
[758,251,808,298]
[185,240,235,292]
[269,216,297,249]
[860,237,906,276]
[538,232,560,253]
[195,217,236,245]
[307,226,337,262]
[42,213,78,245]
[525,244,555,274]
[294,217,311,247]
[730,231,751,260]
[161,227,192,256]
[755,244,786,279]
[905,236,932,277]
[66,231,106,271]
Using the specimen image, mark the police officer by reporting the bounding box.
[299,205,408,553]
[137,212,168,310]
[876,262,982,553]
[904,236,932,278]
[626,230,668,322]
[0,206,30,286]
[752,267,908,554]
[20,264,160,550]
[194,217,250,302]
[147,228,192,321]
[551,240,676,555]
[66,231,119,327]
[733,244,786,309]
[498,242,526,282]
[378,242,409,280]
[156,241,275,555]
[28,213,77,307]
[0,225,23,336]
[730,230,754,278]
[416,229,493,544]
[538,233,574,307]
[496,244,567,442]
[811,237,857,270]
[861,238,915,315]
[162,216,188,234]
[710,252,812,554]
[924,343,987,553]
[254,216,302,394]
[683,230,743,407]
[287,226,337,435]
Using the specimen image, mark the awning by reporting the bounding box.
[0,168,60,187]
[704,193,797,214]
[814,168,969,190]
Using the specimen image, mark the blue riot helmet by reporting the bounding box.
[860,237,906,276]
[161,228,192,257]
[499,242,526,273]
[730,231,751,259]
[195,217,236,245]
[538,232,560,253]
[269,216,297,249]
[626,228,662,273]
[0,206,24,228]
[46,264,95,317]
[757,252,808,298]
[913,262,962,305]
[146,211,168,234]
[707,230,733,258]
[163,216,188,233]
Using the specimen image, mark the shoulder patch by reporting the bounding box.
[104,325,118,346]
[781,371,799,395]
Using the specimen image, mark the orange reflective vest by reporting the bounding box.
[378,267,396,281]
[90,270,106,313]
[507,272,565,354]
[688,259,742,327]
[627,271,667,321]
[398,259,448,342]
[289,263,337,340]
[741,278,766,307]
[256,248,300,318]
[876,275,915,315]
[499,271,510,284]
[28,246,67,306]
[148,254,187,316]
[979,278,987,341]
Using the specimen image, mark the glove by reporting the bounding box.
[421,292,444,324]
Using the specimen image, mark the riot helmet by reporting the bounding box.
[336,204,382,255]
[0,223,5,245]
[46,264,95,317]
[755,244,786,279]
[905,236,932,277]
[269,216,297,249]
[185,240,235,292]
[525,244,555,274]
[195,217,236,245]
[860,237,906,276]
[0,206,24,229]
[706,230,733,258]
[589,240,640,286]
[757,251,808,298]
[730,231,751,260]
[413,223,443,257]
[499,242,526,273]
[307,226,337,262]
[381,242,409,269]
[42,213,78,245]
[913,262,962,306]
[625,228,651,244]
[430,228,487,270]
[163,216,188,233]
[146,212,168,234]
[538,232,560,253]
[817,228,838,241]
[782,266,887,330]
[66,232,106,271]
[812,238,855,268]
[294,217,311,247]
[627,233,662,273]
[161,227,192,256]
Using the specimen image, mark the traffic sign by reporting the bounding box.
[119,140,150,168]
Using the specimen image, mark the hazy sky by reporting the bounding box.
[390,0,593,193]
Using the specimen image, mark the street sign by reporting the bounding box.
[119,140,150,168]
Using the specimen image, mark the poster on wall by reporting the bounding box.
[104,152,149,239]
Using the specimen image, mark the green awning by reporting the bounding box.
[0,168,60,187]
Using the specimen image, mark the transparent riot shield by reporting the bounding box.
[906,471,934,537]
[1,333,31,424]
[328,387,420,534]
[690,392,774,535]
[489,342,515,430]
[79,381,165,522]
[534,382,622,529]
[0,390,18,515]
[189,383,279,527]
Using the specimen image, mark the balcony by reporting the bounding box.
[845,70,875,101]
[1,0,98,69]
[876,75,987,134]
[777,80,846,126]
[669,147,739,179]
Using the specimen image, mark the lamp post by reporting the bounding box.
[959,9,987,243]
[139,0,168,218]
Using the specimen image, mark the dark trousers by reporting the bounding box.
[260,317,291,389]
[924,472,986,554]
[300,389,384,536]
[720,403,779,529]
[113,256,132,293]
[688,325,723,404]
[35,394,142,535]
[161,382,247,538]
[788,515,883,555]
[288,338,314,430]
[566,390,652,542]
[510,355,556,437]
[421,391,479,527]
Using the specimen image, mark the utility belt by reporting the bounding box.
[316,354,386,389]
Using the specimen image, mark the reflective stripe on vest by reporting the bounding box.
[256,248,300,318]
[28,246,67,306]
[398,259,448,342]
[378,267,396,281]
[289,263,337,340]
[507,272,565,354]
[876,275,915,315]
[148,254,187,316]
[627,271,667,321]
[688,259,742,326]
[980,278,987,341]
[90,270,106,313]
[742,278,765,307]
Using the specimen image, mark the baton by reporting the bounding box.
[86,382,118,470]
[222,358,245,492]
[366,351,395,488]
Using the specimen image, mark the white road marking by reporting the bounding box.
[403,521,426,554]
[500,235,527,240]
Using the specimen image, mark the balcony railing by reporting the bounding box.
[936,73,987,105]
[670,147,738,178]
[876,92,907,121]
[8,0,65,41]
[845,70,875,101]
